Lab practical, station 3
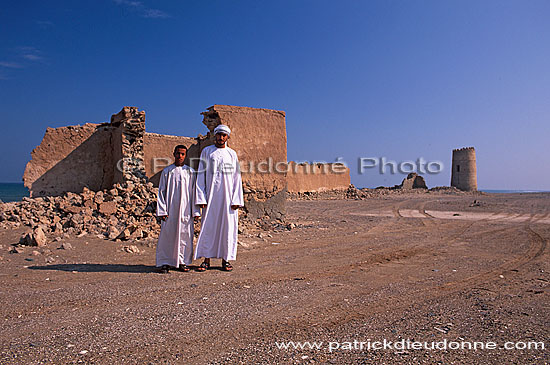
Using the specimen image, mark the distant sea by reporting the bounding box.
[0,183,29,202]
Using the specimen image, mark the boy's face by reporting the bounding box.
[173,148,187,166]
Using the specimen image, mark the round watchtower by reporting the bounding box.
[451,147,477,191]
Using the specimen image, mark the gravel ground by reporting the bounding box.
[0,192,548,364]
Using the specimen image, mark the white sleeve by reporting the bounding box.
[195,149,208,205]
[230,154,244,207]
[156,169,169,216]
[190,169,201,217]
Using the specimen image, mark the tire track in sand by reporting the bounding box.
[269,216,547,336]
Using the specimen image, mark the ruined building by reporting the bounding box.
[450,147,477,191]
[23,105,350,220]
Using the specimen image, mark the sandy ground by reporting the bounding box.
[0,192,548,364]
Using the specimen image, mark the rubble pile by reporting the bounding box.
[288,184,475,201]
[428,186,475,194]
[0,180,286,248]
[0,181,160,246]
[287,185,369,200]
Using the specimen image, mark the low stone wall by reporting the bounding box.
[287,162,350,193]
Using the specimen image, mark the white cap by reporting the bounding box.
[214,124,231,135]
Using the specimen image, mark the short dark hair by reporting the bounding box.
[173,145,188,154]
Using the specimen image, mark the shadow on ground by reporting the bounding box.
[28,263,158,273]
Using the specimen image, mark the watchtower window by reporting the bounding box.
[457,165,460,172]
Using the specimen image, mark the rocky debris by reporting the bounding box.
[288,184,477,201]
[19,227,48,247]
[10,246,25,254]
[98,201,117,215]
[288,187,352,201]
[59,242,73,250]
[1,182,160,245]
[108,226,120,240]
[115,224,149,241]
[1,178,480,247]
[237,241,250,248]
[18,233,33,246]
[429,186,480,195]
[288,185,373,200]
[34,228,48,246]
[117,227,132,241]
[122,245,140,254]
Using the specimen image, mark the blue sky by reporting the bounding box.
[1,0,549,189]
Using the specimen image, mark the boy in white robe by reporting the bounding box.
[156,145,200,274]
[195,124,244,271]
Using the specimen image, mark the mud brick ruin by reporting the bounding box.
[23,105,350,221]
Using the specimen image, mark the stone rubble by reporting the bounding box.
[287,184,473,201]
[0,179,287,248]
[2,177,471,249]
[19,227,48,247]
[0,181,160,247]
[122,245,140,254]
[10,246,25,254]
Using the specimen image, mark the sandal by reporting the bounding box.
[179,264,190,272]
[159,265,170,274]
[222,260,233,272]
[197,261,210,272]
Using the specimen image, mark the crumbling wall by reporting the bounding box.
[23,123,115,197]
[111,107,147,184]
[201,105,287,221]
[23,107,149,197]
[399,172,427,190]
[286,162,350,193]
[24,105,355,220]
